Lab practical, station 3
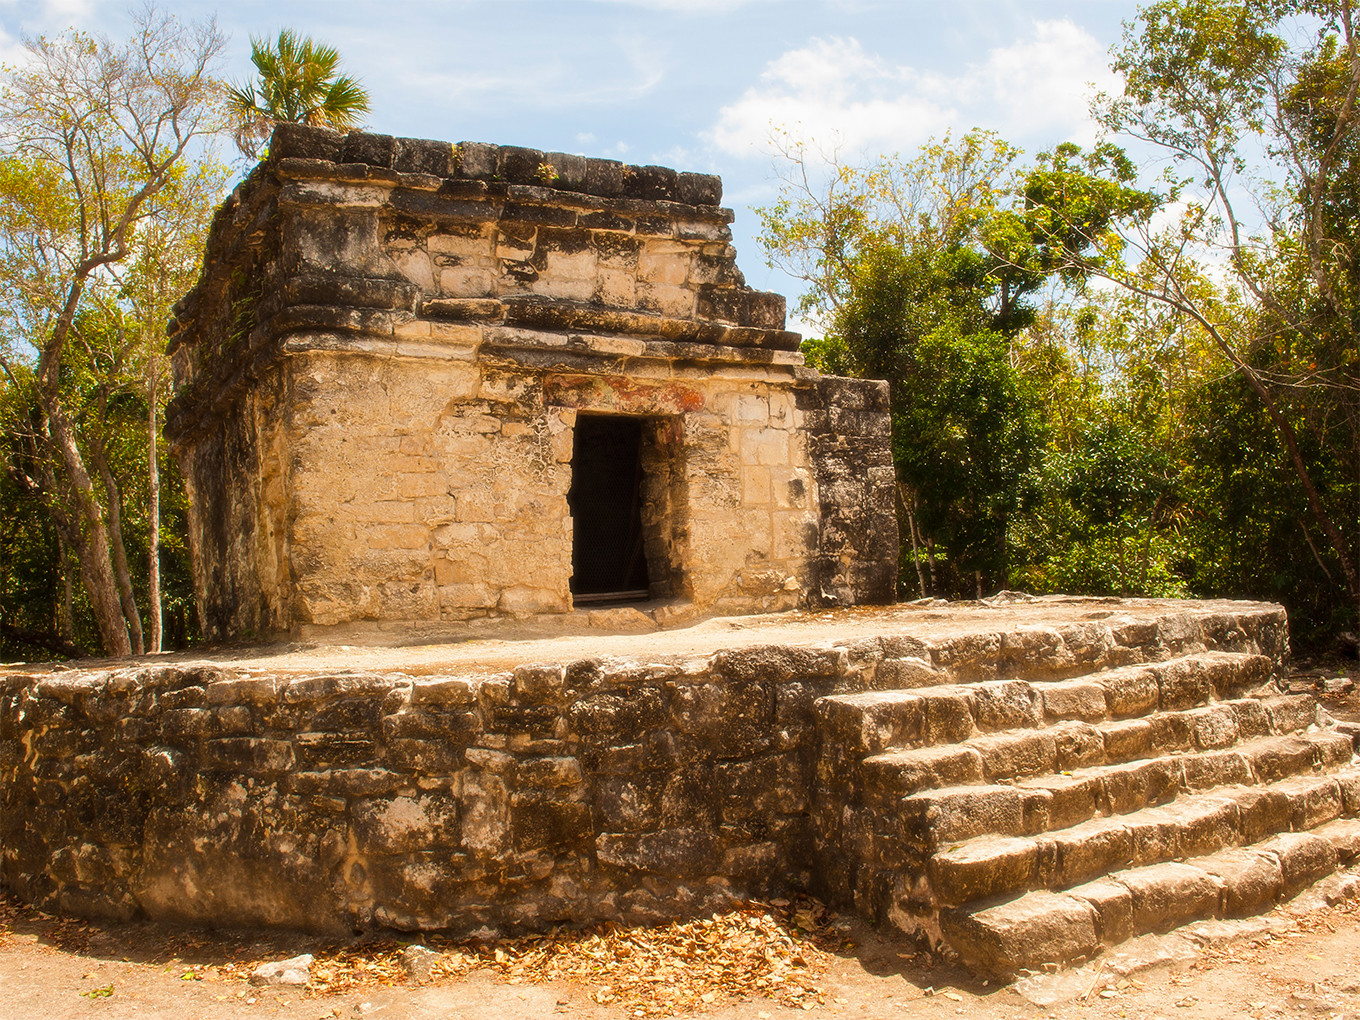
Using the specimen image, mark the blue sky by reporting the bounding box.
[0,0,1144,330]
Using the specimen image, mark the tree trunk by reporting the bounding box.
[147,369,162,654]
[898,482,927,597]
[45,404,131,657]
[92,436,144,656]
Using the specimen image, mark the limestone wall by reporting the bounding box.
[0,603,1288,936]
[165,125,897,643]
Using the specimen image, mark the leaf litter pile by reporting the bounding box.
[213,896,850,1015]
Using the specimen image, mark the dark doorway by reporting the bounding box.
[569,414,650,602]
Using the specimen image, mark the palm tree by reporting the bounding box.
[228,29,371,157]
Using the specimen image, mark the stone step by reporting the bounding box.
[926,765,1360,906]
[939,823,1359,982]
[860,696,1327,803]
[894,731,1355,851]
[817,652,1281,758]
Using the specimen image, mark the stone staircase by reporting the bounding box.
[812,650,1360,981]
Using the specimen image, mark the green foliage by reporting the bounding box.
[0,9,224,657]
[769,131,1154,597]
[229,29,371,157]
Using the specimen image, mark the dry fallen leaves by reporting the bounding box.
[204,896,846,1016]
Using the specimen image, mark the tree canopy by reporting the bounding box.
[228,29,371,157]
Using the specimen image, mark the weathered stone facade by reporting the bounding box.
[164,125,897,643]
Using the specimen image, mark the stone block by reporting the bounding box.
[1040,679,1107,722]
[1336,767,1360,814]
[1101,667,1160,718]
[201,738,294,774]
[1047,817,1135,887]
[1305,730,1355,768]
[1195,847,1284,916]
[1157,659,1212,710]
[1051,722,1106,771]
[1017,773,1103,830]
[1261,695,1320,733]
[861,745,984,799]
[1186,704,1241,749]
[411,677,477,706]
[874,657,942,689]
[1223,784,1292,843]
[1101,718,1154,762]
[1147,711,1194,752]
[1274,775,1343,830]
[1314,817,1360,864]
[353,792,460,854]
[342,131,397,167]
[1069,877,1135,946]
[940,891,1100,982]
[898,785,1024,848]
[1164,796,1239,858]
[514,756,584,787]
[270,123,343,161]
[1247,735,1317,782]
[512,663,566,703]
[970,679,1043,731]
[595,828,721,877]
[930,836,1037,905]
[1258,831,1338,896]
[1101,757,1181,814]
[282,673,395,705]
[918,687,977,745]
[510,790,592,851]
[1124,805,1182,864]
[815,691,923,756]
[1115,861,1221,934]
[204,677,282,706]
[394,137,455,177]
[1229,697,1272,738]
[722,841,782,879]
[1181,750,1253,789]
[970,730,1057,781]
[593,774,663,832]
[677,171,722,206]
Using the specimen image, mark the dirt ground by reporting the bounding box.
[5,882,1360,1020]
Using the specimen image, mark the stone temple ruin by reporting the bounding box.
[3,129,1360,985]
[161,123,898,644]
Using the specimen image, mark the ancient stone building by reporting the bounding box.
[164,124,897,643]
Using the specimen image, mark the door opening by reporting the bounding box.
[569,414,650,602]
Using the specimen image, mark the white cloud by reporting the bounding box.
[709,37,956,159]
[708,20,1117,159]
[966,19,1118,145]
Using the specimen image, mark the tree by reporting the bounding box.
[0,8,227,656]
[761,131,1151,596]
[228,29,371,157]
[1024,0,1360,623]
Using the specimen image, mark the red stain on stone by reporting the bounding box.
[544,375,705,415]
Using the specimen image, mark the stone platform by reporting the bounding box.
[3,596,1356,982]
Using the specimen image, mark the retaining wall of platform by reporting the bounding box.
[0,605,1288,935]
